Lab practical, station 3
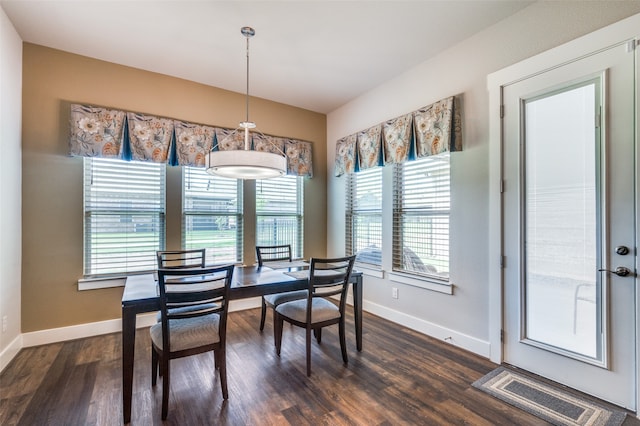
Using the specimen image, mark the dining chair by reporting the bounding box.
[274,255,356,376]
[156,249,209,320]
[156,249,206,269]
[150,264,234,420]
[256,245,308,332]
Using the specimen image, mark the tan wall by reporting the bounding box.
[21,43,327,332]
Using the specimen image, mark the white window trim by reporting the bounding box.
[78,276,126,291]
[355,264,384,278]
[388,271,453,295]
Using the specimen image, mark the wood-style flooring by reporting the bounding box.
[1,308,636,425]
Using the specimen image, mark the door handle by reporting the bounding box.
[598,266,632,277]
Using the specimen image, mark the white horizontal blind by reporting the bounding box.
[83,157,165,277]
[256,176,303,259]
[346,167,382,267]
[393,155,450,280]
[183,167,243,265]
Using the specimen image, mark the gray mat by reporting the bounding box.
[472,367,627,426]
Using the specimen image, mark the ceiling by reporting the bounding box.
[1,1,533,114]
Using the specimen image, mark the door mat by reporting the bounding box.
[472,367,628,426]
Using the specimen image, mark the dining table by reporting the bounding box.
[121,264,363,423]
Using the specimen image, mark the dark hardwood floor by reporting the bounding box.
[1,308,636,425]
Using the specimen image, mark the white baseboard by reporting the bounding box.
[19,298,262,349]
[21,313,159,348]
[229,297,261,312]
[3,297,489,373]
[0,334,23,372]
[363,300,491,358]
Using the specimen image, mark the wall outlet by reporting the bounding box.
[392,287,398,299]
[2,316,7,333]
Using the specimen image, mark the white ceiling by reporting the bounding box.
[2,0,533,114]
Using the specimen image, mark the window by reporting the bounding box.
[183,167,243,264]
[345,167,382,267]
[256,175,303,258]
[393,154,450,280]
[83,157,165,277]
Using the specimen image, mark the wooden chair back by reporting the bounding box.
[156,249,206,270]
[156,265,234,353]
[255,245,292,267]
[307,255,356,320]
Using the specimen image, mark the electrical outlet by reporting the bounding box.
[392,287,398,299]
[2,316,7,333]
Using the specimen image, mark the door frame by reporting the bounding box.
[488,13,640,414]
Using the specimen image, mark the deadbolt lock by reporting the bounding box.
[615,246,630,255]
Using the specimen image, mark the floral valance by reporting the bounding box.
[413,96,462,158]
[334,134,358,177]
[69,104,126,158]
[357,125,383,170]
[125,112,173,163]
[254,134,284,155]
[69,103,313,177]
[382,113,413,165]
[214,127,245,151]
[335,95,462,176]
[172,121,215,167]
[285,139,313,178]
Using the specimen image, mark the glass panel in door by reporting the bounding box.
[523,81,603,362]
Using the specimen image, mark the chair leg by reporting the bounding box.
[217,348,229,400]
[151,347,158,386]
[274,312,283,356]
[339,319,348,364]
[306,328,312,377]
[314,328,322,344]
[259,297,268,332]
[161,357,170,420]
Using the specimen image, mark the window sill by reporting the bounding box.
[388,271,453,295]
[78,276,127,291]
[354,264,384,279]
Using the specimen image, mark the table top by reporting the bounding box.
[122,264,362,307]
[122,265,306,306]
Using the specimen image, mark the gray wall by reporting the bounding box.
[0,6,22,368]
[326,2,640,356]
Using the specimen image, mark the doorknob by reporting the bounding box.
[598,266,632,277]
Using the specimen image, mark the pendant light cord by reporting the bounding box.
[245,33,250,124]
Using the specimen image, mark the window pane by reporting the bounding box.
[256,176,303,258]
[524,82,601,359]
[84,157,165,276]
[393,155,450,279]
[183,167,243,264]
[346,167,382,266]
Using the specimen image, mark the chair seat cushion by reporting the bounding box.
[275,298,340,324]
[150,313,220,352]
[264,290,308,307]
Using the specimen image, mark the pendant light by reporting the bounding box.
[206,26,287,179]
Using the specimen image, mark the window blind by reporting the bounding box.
[256,176,303,258]
[83,157,166,276]
[183,167,243,264]
[393,155,450,279]
[346,167,382,266]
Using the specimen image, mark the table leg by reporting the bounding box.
[122,306,136,423]
[353,275,363,351]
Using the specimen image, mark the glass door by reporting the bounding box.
[502,43,636,409]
